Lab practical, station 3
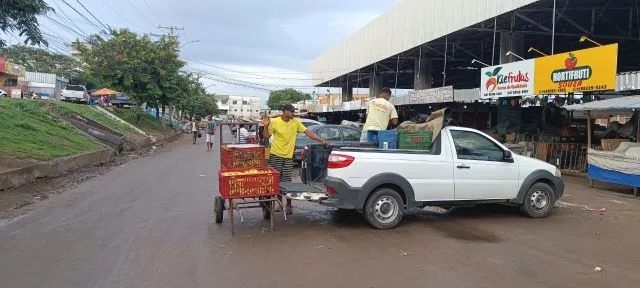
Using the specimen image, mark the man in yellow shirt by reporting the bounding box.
[262,104,328,214]
[360,88,399,142]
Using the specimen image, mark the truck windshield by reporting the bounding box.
[65,86,85,91]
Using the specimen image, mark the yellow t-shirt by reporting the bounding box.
[268,117,307,158]
[362,98,398,132]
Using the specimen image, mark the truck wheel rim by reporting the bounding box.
[374,196,399,224]
[530,190,549,210]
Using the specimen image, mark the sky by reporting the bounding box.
[3,0,399,103]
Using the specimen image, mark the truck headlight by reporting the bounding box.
[555,168,562,177]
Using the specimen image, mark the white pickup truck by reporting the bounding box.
[61,85,88,103]
[303,126,564,229]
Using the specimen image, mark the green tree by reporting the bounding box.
[176,73,219,118]
[0,45,82,82]
[77,29,182,113]
[267,88,311,110]
[0,0,53,47]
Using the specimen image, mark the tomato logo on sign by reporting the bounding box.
[484,67,502,92]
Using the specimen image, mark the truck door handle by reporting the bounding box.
[456,164,470,169]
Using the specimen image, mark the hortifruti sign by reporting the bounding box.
[480,44,618,98]
[534,44,617,94]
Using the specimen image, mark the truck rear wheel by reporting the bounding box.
[364,188,404,229]
[520,183,556,218]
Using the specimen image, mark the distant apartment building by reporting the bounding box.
[216,95,261,119]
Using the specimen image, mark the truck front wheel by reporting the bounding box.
[364,188,404,229]
[520,182,556,218]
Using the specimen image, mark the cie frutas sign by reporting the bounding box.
[480,44,618,98]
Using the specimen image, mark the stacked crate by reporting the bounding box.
[219,144,278,199]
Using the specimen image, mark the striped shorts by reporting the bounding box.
[269,154,293,182]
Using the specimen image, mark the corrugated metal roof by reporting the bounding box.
[616,71,640,91]
[312,0,538,86]
[454,88,481,103]
[17,71,69,84]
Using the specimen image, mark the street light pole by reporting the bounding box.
[552,0,556,54]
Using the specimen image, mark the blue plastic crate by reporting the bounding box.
[367,130,380,144]
[377,130,397,149]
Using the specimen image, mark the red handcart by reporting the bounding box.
[214,123,286,235]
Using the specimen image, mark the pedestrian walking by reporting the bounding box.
[206,115,218,151]
[191,117,199,144]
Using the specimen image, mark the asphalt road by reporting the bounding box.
[1,127,640,287]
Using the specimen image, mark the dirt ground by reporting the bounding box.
[1,128,639,288]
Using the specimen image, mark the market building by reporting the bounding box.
[309,0,640,185]
[18,72,69,99]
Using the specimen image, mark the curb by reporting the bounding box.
[0,149,116,191]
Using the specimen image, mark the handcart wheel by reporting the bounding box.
[214,196,224,223]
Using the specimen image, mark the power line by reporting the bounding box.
[184,62,315,82]
[45,16,87,39]
[59,0,105,33]
[141,0,163,23]
[51,0,88,36]
[181,57,318,80]
[97,0,144,32]
[126,0,156,28]
[74,0,110,31]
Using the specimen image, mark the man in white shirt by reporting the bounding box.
[360,88,399,142]
[237,124,249,144]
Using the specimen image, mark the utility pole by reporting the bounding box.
[158,25,184,50]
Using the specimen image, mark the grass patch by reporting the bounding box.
[111,108,172,135]
[51,102,138,135]
[0,99,100,161]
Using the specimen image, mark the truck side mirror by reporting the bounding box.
[503,150,513,161]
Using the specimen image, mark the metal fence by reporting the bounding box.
[516,135,594,173]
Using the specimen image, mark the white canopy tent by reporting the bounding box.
[565,96,640,117]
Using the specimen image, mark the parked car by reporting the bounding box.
[304,126,564,229]
[0,88,7,97]
[293,124,362,161]
[61,85,88,103]
[299,118,323,128]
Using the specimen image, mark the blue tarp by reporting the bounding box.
[588,164,640,188]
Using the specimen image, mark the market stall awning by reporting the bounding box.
[91,88,119,96]
[565,96,640,117]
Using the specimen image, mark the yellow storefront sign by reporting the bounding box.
[4,62,25,77]
[534,44,617,94]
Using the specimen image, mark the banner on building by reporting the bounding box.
[4,62,25,77]
[480,59,534,99]
[409,86,454,104]
[0,57,5,73]
[352,94,370,101]
[534,44,618,94]
[317,96,329,105]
